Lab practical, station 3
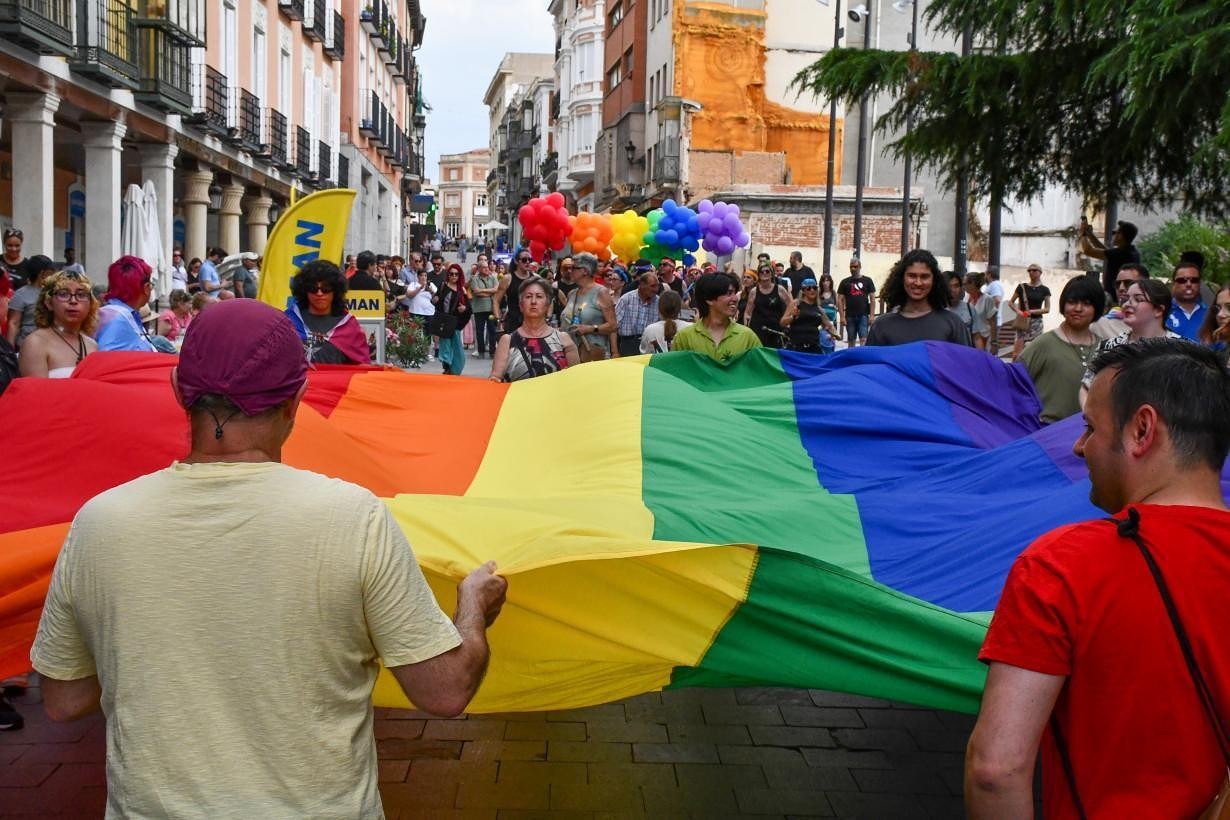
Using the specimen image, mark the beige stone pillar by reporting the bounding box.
[82,120,127,280]
[217,181,245,254]
[243,193,274,255]
[181,169,213,261]
[7,92,61,257]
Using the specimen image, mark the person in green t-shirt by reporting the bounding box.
[672,273,762,363]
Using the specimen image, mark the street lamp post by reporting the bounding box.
[850,3,874,260]
[822,0,844,279]
[953,25,972,275]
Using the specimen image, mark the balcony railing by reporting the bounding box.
[268,109,290,167]
[323,9,344,60]
[653,152,681,185]
[390,37,406,81]
[486,169,498,187]
[238,89,263,150]
[540,152,558,180]
[295,126,314,180]
[71,0,140,89]
[360,0,388,47]
[318,141,331,184]
[134,29,190,113]
[337,153,349,188]
[278,0,304,21]
[188,64,230,136]
[0,0,74,55]
[305,0,325,42]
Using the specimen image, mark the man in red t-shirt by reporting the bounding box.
[966,339,1230,818]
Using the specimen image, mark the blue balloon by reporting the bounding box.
[683,253,696,266]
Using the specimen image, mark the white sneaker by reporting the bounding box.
[427,354,435,362]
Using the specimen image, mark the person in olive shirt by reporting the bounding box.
[865,249,973,347]
[672,273,762,363]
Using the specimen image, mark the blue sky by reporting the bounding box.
[418,0,555,183]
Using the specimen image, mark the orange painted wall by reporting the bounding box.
[673,1,841,185]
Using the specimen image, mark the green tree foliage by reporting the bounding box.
[792,0,1230,216]
[1138,215,1230,285]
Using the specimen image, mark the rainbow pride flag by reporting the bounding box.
[0,344,1154,714]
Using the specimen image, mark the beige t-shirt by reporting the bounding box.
[31,461,461,819]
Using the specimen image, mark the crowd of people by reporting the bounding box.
[2,221,1229,819]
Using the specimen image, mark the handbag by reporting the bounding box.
[1010,285,1031,332]
[425,313,458,337]
[1054,508,1230,820]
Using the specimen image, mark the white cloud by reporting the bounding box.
[418,0,555,181]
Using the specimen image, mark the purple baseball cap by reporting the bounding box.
[177,299,308,415]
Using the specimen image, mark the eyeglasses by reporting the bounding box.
[3,228,22,240]
[1115,278,1138,287]
[52,289,91,302]
[1175,277,1200,284]
[802,286,817,291]
[310,284,334,294]
[517,257,532,263]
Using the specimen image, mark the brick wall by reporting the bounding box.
[689,150,786,199]
[748,213,901,253]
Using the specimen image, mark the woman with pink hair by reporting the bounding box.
[96,255,156,352]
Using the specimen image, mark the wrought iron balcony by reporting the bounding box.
[187,64,230,136]
[134,29,190,113]
[486,168,498,187]
[337,153,349,188]
[653,154,681,185]
[540,151,558,182]
[0,0,74,56]
[268,109,290,168]
[295,126,314,180]
[390,38,406,81]
[71,0,140,89]
[278,0,303,21]
[133,0,204,46]
[360,0,388,48]
[318,140,331,184]
[305,0,325,42]
[238,89,263,150]
[323,10,344,60]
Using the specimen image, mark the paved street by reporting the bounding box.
[1,677,974,818]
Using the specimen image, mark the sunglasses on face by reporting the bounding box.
[310,284,334,294]
[1115,278,1137,287]
[802,286,817,291]
[1175,277,1200,284]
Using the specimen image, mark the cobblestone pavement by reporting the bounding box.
[1,679,974,818]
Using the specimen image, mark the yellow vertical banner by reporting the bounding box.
[257,188,357,309]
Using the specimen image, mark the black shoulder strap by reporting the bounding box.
[1052,508,1230,819]
[1115,507,1230,761]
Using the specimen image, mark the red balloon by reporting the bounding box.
[546,192,565,209]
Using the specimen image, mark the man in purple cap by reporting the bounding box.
[30,299,507,817]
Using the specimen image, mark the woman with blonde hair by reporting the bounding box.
[18,270,99,378]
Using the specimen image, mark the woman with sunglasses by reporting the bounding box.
[493,250,539,335]
[742,264,794,348]
[18,271,99,378]
[781,278,839,354]
[430,263,472,375]
[287,260,369,364]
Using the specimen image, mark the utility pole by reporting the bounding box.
[899,0,919,255]
[952,25,972,275]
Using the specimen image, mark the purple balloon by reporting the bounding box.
[729,204,741,217]
[736,231,750,247]
[723,213,742,234]
[717,235,734,254]
[698,199,714,213]
[712,202,728,220]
